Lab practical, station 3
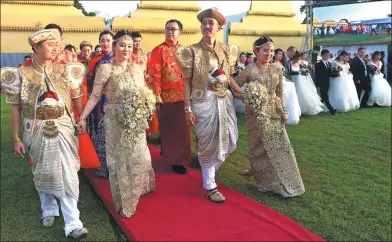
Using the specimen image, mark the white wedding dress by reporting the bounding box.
[291,66,324,115]
[367,61,391,106]
[328,61,360,112]
[283,78,301,125]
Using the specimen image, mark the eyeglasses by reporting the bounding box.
[165,28,179,33]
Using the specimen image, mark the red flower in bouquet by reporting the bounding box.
[38,91,59,102]
[211,68,225,78]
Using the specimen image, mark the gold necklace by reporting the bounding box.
[256,62,269,72]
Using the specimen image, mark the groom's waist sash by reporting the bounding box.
[36,105,65,120]
[207,81,229,98]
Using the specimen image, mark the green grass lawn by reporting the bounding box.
[314,33,391,46]
[1,94,391,241]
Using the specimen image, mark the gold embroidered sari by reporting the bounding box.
[90,62,155,217]
[236,63,305,196]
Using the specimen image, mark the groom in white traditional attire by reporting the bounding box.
[0,28,88,240]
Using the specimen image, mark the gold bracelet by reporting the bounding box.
[13,136,21,143]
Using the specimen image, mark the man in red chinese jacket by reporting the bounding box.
[148,19,191,174]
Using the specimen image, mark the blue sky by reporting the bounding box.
[81,1,391,22]
[314,1,391,22]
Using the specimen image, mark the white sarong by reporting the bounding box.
[192,90,238,169]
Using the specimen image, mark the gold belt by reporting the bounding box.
[36,106,65,120]
[208,81,229,98]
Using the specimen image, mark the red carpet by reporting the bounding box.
[84,145,324,241]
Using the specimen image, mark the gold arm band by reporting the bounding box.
[13,136,21,143]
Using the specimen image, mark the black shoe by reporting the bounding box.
[172,165,187,174]
[330,109,337,115]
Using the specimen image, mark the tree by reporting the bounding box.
[74,0,98,17]
[104,18,111,25]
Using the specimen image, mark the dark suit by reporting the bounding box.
[282,54,292,80]
[350,56,371,106]
[315,60,334,112]
[380,59,385,76]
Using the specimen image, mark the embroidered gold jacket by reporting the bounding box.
[175,40,239,101]
[1,61,85,134]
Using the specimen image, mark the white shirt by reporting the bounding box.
[359,57,367,75]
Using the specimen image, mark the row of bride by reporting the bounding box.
[265,48,391,125]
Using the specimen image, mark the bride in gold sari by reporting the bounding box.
[236,36,305,198]
[78,30,156,217]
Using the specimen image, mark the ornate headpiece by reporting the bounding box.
[28,29,61,47]
[113,29,133,43]
[253,36,274,49]
[197,8,226,26]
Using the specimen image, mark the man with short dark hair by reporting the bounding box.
[246,52,255,65]
[148,19,191,174]
[350,47,371,107]
[24,55,31,64]
[130,31,148,71]
[315,49,336,115]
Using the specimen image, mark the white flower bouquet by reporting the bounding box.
[243,82,271,126]
[115,85,156,141]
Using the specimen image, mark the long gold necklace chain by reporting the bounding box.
[256,62,273,94]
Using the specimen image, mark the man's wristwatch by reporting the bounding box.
[184,105,192,114]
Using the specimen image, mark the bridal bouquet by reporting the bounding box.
[369,65,378,75]
[299,68,309,76]
[331,65,343,77]
[243,82,271,126]
[115,85,156,142]
[297,64,309,76]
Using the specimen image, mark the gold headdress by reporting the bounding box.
[113,29,133,43]
[253,36,274,49]
[197,8,227,26]
[28,29,61,46]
